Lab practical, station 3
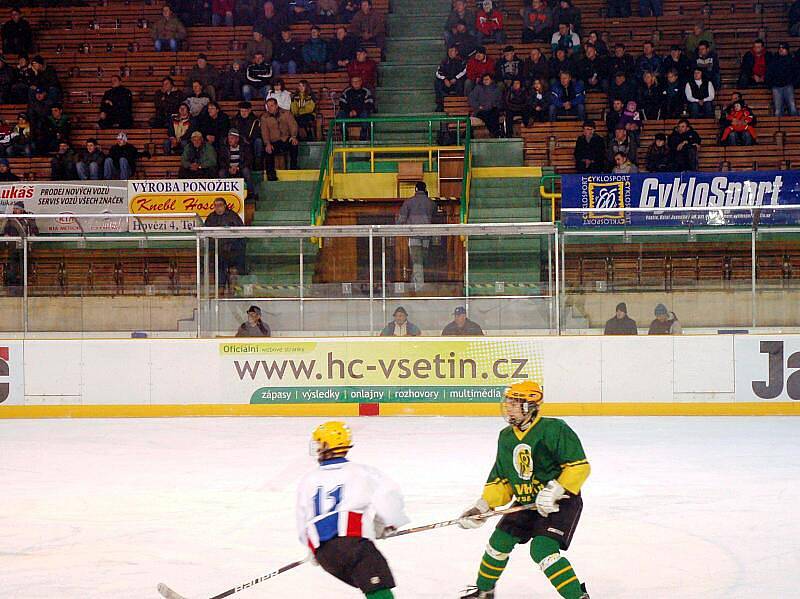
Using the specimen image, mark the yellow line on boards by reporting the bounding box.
[0,404,361,419]
[1,402,799,419]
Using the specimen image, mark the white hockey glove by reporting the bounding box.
[458,498,491,529]
[535,480,567,517]
[374,517,397,539]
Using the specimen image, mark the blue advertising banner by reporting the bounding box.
[561,171,800,228]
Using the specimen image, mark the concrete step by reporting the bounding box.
[387,14,443,37]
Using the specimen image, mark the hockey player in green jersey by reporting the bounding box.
[458,380,591,599]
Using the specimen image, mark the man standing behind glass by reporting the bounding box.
[380,306,421,336]
[396,181,433,288]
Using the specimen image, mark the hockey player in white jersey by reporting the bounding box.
[297,421,410,599]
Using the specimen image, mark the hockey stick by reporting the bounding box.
[385,502,538,538]
[157,504,537,598]
[156,557,310,599]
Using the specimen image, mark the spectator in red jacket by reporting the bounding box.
[465,46,496,94]
[346,47,377,90]
[212,0,235,26]
[476,0,505,45]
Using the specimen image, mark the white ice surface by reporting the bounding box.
[1,417,799,599]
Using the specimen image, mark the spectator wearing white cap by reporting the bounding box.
[104,132,148,180]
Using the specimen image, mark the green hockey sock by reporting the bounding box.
[476,528,518,591]
[365,589,393,599]
[531,536,584,599]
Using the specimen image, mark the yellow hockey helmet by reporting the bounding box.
[502,381,544,427]
[310,421,353,460]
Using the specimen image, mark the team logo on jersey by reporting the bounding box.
[513,444,533,480]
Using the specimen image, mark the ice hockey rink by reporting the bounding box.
[1,416,798,599]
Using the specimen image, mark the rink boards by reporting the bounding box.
[1,335,800,417]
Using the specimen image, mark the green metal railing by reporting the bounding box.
[309,115,472,227]
[539,173,561,223]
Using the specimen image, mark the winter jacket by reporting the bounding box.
[607,133,638,165]
[1,17,33,55]
[259,108,299,143]
[466,57,496,82]
[380,320,422,337]
[445,8,477,34]
[574,133,606,172]
[181,142,217,170]
[198,110,231,146]
[660,54,693,82]
[638,82,663,120]
[468,82,502,112]
[232,112,262,147]
[108,143,141,173]
[436,57,467,82]
[608,77,637,104]
[551,31,580,54]
[77,147,106,166]
[766,53,800,88]
[236,320,271,337]
[523,56,550,84]
[720,107,756,142]
[636,54,662,80]
[30,65,61,94]
[245,61,273,88]
[548,55,574,79]
[553,4,581,32]
[648,313,681,335]
[661,79,685,117]
[302,38,329,66]
[521,6,552,36]
[273,39,301,65]
[685,31,715,55]
[740,50,773,81]
[495,56,523,83]
[151,15,187,41]
[550,80,585,108]
[607,53,635,78]
[575,55,608,86]
[43,114,71,143]
[154,88,186,123]
[255,12,289,39]
[291,91,316,117]
[245,38,273,62]
[217,64,246,101]
[349,10,385,39]
[212,0,235,14]
[185,64,219,93]
[347,58,378,90]
[504,87,530,112]
[645,143,672,172]
[328,34,358,65]
[694,51,720,80]
[338,87,374,114]
[168,114,196,144]
[604,315,638,335]
[396,190,434,225]
[218,141,254,171]
[668,127,701,156]
[476,8,503,36]
[99,86,133,123]
[441,318,484,336]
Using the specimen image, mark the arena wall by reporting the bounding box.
[1,336,799,417]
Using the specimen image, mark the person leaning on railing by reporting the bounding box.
[205,197,246,291]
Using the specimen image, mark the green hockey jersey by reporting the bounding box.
[481,414,590,508]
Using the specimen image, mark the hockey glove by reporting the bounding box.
[374,517,397,539]
[535,480,566,517]
[458,498,491,529]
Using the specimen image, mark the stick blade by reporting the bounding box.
[157,582,188,599]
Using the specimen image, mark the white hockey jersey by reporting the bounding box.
[296,458,410,550]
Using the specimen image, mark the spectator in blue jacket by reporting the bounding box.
[635,41,662,83]
[302,26,329,73]
[549,70,585,121]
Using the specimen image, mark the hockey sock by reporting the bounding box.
[531,536,584,599]
[476,528,518,591]
[365,589,393,599]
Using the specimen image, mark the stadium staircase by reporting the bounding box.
[373,0,451,143]
[466,141,553,295]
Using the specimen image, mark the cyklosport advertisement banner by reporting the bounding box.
[221,338,544,404]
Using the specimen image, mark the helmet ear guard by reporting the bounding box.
[501,381,544,427]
